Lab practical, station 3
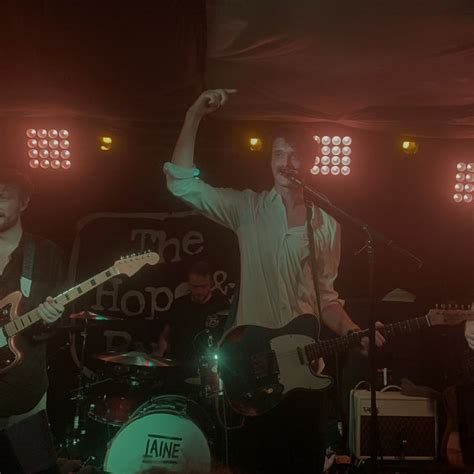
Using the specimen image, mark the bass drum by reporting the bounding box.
[103,395,213,474]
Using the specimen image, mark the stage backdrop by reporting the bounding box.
[65,211,239,372]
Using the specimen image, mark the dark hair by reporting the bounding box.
[269,124,317,163]
[188,260,212,278]
[0,169,34,201]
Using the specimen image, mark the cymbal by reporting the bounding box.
[70,311,123,321]
[94,351,178,368]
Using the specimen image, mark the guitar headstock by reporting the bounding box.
[427,304,474,327]
[113,251,160,277]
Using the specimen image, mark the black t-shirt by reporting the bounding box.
[0,233,65,416]
[163,291,229,371]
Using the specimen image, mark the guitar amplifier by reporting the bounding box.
[349,389,438,460]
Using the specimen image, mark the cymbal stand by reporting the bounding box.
[64,317,91,453]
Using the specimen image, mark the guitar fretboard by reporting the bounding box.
[304,315,431,361]
[3,267,118,337]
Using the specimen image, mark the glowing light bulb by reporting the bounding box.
[321,146,331,155]
[341,156,351,166]
[321,156,331,165]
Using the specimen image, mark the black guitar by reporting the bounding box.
[218,308,474,417]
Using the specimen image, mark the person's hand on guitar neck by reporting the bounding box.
[37,296,65,324]
[359,321,386,356]
[465,320,474,350]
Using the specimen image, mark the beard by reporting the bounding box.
[0,213,20,233]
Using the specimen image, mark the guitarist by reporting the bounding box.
[0,169,65,474]
[163,89,386,473]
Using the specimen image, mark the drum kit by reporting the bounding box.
[62,310,228,473]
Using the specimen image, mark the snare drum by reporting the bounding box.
[103,395,213,473]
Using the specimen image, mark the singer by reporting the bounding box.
[162,89,386,474]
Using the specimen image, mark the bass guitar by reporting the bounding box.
[218,308,474,416]
[0,251,160,374]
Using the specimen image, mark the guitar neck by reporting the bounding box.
[4,266,119,337]
[306,315,431,360]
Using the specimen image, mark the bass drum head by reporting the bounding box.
[103,395,211,473]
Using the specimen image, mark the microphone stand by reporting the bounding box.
[281,170,421,473]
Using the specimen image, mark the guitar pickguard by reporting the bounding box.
[270,334,332,393]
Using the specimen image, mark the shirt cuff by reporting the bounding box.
[163,162,200,179]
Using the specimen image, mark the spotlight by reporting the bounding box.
[99,136,113,152]
[26,128,71,170]
[401,140,418,154]
[249,137,263,152]
[312,134,353,177]
[453,162,473,204]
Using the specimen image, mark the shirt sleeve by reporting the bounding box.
[164,162,248,231]
[305,208,344,312]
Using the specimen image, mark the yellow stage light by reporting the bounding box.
[99,136,113,151]
[401,140,418,154]
[249,137,263,152]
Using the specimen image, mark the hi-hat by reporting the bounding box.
[70,311,123,321]
[94,351,178,368]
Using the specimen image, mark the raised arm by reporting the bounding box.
[165,89,253,231]
[172,89,237,169]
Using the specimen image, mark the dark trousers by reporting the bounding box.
[228,391,327,474]
[0,411,59,474]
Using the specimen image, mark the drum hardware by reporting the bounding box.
[62,311,122,457]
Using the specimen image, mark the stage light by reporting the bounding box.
[453,162,473,204]
[312,135,353,177]
[321,156,331,166]
[401,140,418,154]
[99,136,113,152]
[249,137,262,152]
[26,128,71,170]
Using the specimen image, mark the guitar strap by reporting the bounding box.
[305,200,323,319]
[20,233,35,298]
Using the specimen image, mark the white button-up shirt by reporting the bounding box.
[164,162,343,329]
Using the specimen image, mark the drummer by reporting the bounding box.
[156,261,229,379]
